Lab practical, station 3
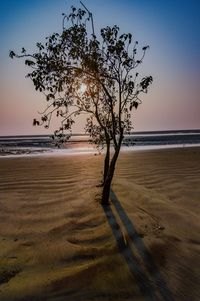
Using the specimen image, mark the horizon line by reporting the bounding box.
[0,128,200,138]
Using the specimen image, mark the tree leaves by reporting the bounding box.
[9,51,16,59]
[25,60,35,66]
[46,94,55,101]
[142,45,149,51]
[140,76,153,92]
[33,119,40,126]
[130,101,139,111]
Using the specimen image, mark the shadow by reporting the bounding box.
[102,204,158,301]
[102,189,175,301]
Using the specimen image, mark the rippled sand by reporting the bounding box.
[0,147,200,301]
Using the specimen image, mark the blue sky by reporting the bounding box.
[0,0,200,135]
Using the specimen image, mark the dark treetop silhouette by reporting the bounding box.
[10,5,153,205]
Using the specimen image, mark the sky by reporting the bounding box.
[0,0,200,135]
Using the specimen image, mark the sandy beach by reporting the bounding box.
[0,147,200,301]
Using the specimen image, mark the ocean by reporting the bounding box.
[0,130,200,156]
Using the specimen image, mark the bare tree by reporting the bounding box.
[10,5,153,205]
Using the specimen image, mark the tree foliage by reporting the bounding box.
[10,5,153,204]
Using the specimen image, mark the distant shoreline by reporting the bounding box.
[1,143,200,158]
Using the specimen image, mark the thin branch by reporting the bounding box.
[80,1,95,36]
[37,102,54,115]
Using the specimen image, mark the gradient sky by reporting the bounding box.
[0,0,200,135]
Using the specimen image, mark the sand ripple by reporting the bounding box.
[0,148,200,300]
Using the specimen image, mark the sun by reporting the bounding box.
[79,83,87,94]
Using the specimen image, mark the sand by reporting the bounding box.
[0,147,199,301]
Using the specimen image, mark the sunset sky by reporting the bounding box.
[0,0,199,135]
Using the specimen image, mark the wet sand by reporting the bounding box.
[0,147,199,300]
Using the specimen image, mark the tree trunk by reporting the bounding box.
[101,146,120,205]
[101,132,124,205]
[103,140,110,184]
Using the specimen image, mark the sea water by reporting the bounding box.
[0,130,200,157]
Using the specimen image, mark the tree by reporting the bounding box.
[10,5,153,205]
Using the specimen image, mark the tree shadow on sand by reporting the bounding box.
[102,189,175,301]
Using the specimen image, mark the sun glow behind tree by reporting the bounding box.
[79,83,87,94]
